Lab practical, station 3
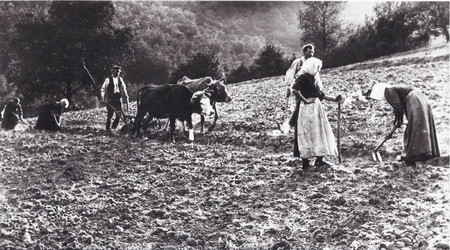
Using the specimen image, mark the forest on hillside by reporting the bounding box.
[0,1,448,117]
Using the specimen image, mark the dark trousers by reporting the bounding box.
[106,94,123,130]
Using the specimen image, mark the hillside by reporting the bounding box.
[0,45,449,249]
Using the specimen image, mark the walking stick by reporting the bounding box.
[337,101,342,164]
[283,96,289,120]
[277,93,290,133]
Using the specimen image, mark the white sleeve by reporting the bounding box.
[315,74,323,90]
[101,78,109,101]
[120,77,129,101]
[285,59,300,90]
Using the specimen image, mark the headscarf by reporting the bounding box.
[298,57,322,76]
[60,98,69,109]
[369,82,390,101]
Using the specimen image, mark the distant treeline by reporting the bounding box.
[0,1,448,116]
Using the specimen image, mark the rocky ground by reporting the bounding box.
[0,44,449,249]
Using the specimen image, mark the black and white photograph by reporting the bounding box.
[0,1,449,249]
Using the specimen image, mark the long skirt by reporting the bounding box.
[1,113,19,130]
[294,98,337,158]
[402,89,440,162]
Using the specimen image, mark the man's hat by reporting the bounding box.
[111,65,122,70]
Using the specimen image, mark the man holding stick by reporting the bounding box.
[100,65,130,132]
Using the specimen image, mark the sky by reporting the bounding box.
[341,1,377,25]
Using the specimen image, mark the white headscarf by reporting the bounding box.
[60,98,69,109]
[299,57,322,76]
[369,82,390,101]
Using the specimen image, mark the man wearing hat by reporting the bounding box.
[100,65,130,131]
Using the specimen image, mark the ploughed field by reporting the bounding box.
[1,45,449,249]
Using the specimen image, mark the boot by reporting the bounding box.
[302,158,310,170]
[314,157,330,167]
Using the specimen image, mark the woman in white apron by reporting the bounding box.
[291,58,342,169]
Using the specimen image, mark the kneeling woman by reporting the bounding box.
[35,98,69,131]
[366,82,440,166]
[291,58,341,169]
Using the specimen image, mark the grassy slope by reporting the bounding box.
[0,44,449,249]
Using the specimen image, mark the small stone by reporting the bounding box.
[271,240,291,250]
[435,243,450,249]
[147,209,167,218]
[266,227,278,234]
[315,234,325,242]
[400,237,412,246]
[430,173,440,179]
[22,231,33,245]
[309,193,324,199]
[151,227,168,235]
[82,234,94,244]
[398,211,409,217]
[178,231,190,240]
[418,240,428,248]
[331,228,347,238]
[186,238,197,246]
[369,198,380,205]
[333,196,346,206]
[379,243,387,249]
[424,196,434,202]
[395,241,405,248]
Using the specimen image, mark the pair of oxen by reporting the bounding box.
[132,76,232,142]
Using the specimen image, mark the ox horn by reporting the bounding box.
[190,91,204,103]
[219,73,226,81]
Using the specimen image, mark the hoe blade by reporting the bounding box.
[372,151,383,162]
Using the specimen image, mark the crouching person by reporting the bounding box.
[1,98,24,130]
[35,98,69,131]
[365,81,440,166]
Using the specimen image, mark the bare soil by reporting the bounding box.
[1,45,449,249]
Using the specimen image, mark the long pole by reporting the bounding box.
[82,59,130,127]
[337,101,342,164]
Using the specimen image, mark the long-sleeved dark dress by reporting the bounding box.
[35,102,64,131]
[1,100,23,130]
[384,86,440,162]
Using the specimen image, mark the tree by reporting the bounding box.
[0,2,49,73]
[169,50,222,84]
[7,1,133,114]
[297,1,346,60]
[369,2,429,55]
[227,63,251,84]
[124,46,170,85]
[251,42,288,78]
[411,2,449,42]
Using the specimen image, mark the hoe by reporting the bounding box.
[372,126,397,162]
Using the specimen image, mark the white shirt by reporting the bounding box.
[101,76,129,101]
